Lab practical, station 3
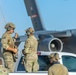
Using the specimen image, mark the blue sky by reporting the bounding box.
[0,0,76,38]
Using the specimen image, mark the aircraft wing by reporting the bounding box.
[23,0,76,53]
[46,30,72,38]
[0,29,76,53]
[15,29,72,43]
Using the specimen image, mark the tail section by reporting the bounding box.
[24,0,45,31]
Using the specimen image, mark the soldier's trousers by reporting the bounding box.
[24,59,39,72]
[3,52,14,72]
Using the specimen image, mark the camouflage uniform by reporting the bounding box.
[1,23,17,72]
[22,28,39,72]
[0,65,9,75]
[48,53,68,75]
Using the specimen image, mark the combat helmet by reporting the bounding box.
[48,53,60,61]
[5,22,15,31]
[26,27,34,35]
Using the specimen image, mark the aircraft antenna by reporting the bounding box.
[0,4,6,24]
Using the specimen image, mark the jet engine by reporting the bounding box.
[38,37,63,52]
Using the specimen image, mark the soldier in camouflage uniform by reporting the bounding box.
[48,53,68,75]
[22,27,39,72]
[1,22,18,72]
[0,59,9,75]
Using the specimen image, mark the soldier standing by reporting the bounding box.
[48,53,68,75]
[0,59,9,75]
[1,22,18,72]
[22,27,39,72]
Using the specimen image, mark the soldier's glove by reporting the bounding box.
[13,53,18,59]
[22,49,25,55]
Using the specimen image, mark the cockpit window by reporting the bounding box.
[62,55,76,72]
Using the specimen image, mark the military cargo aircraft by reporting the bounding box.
[0,0,76,54]
[15,0,76,54]
[0,0,76,75]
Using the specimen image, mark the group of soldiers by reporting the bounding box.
[0,22,69,75]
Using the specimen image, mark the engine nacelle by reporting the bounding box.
[38,37,63,52]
